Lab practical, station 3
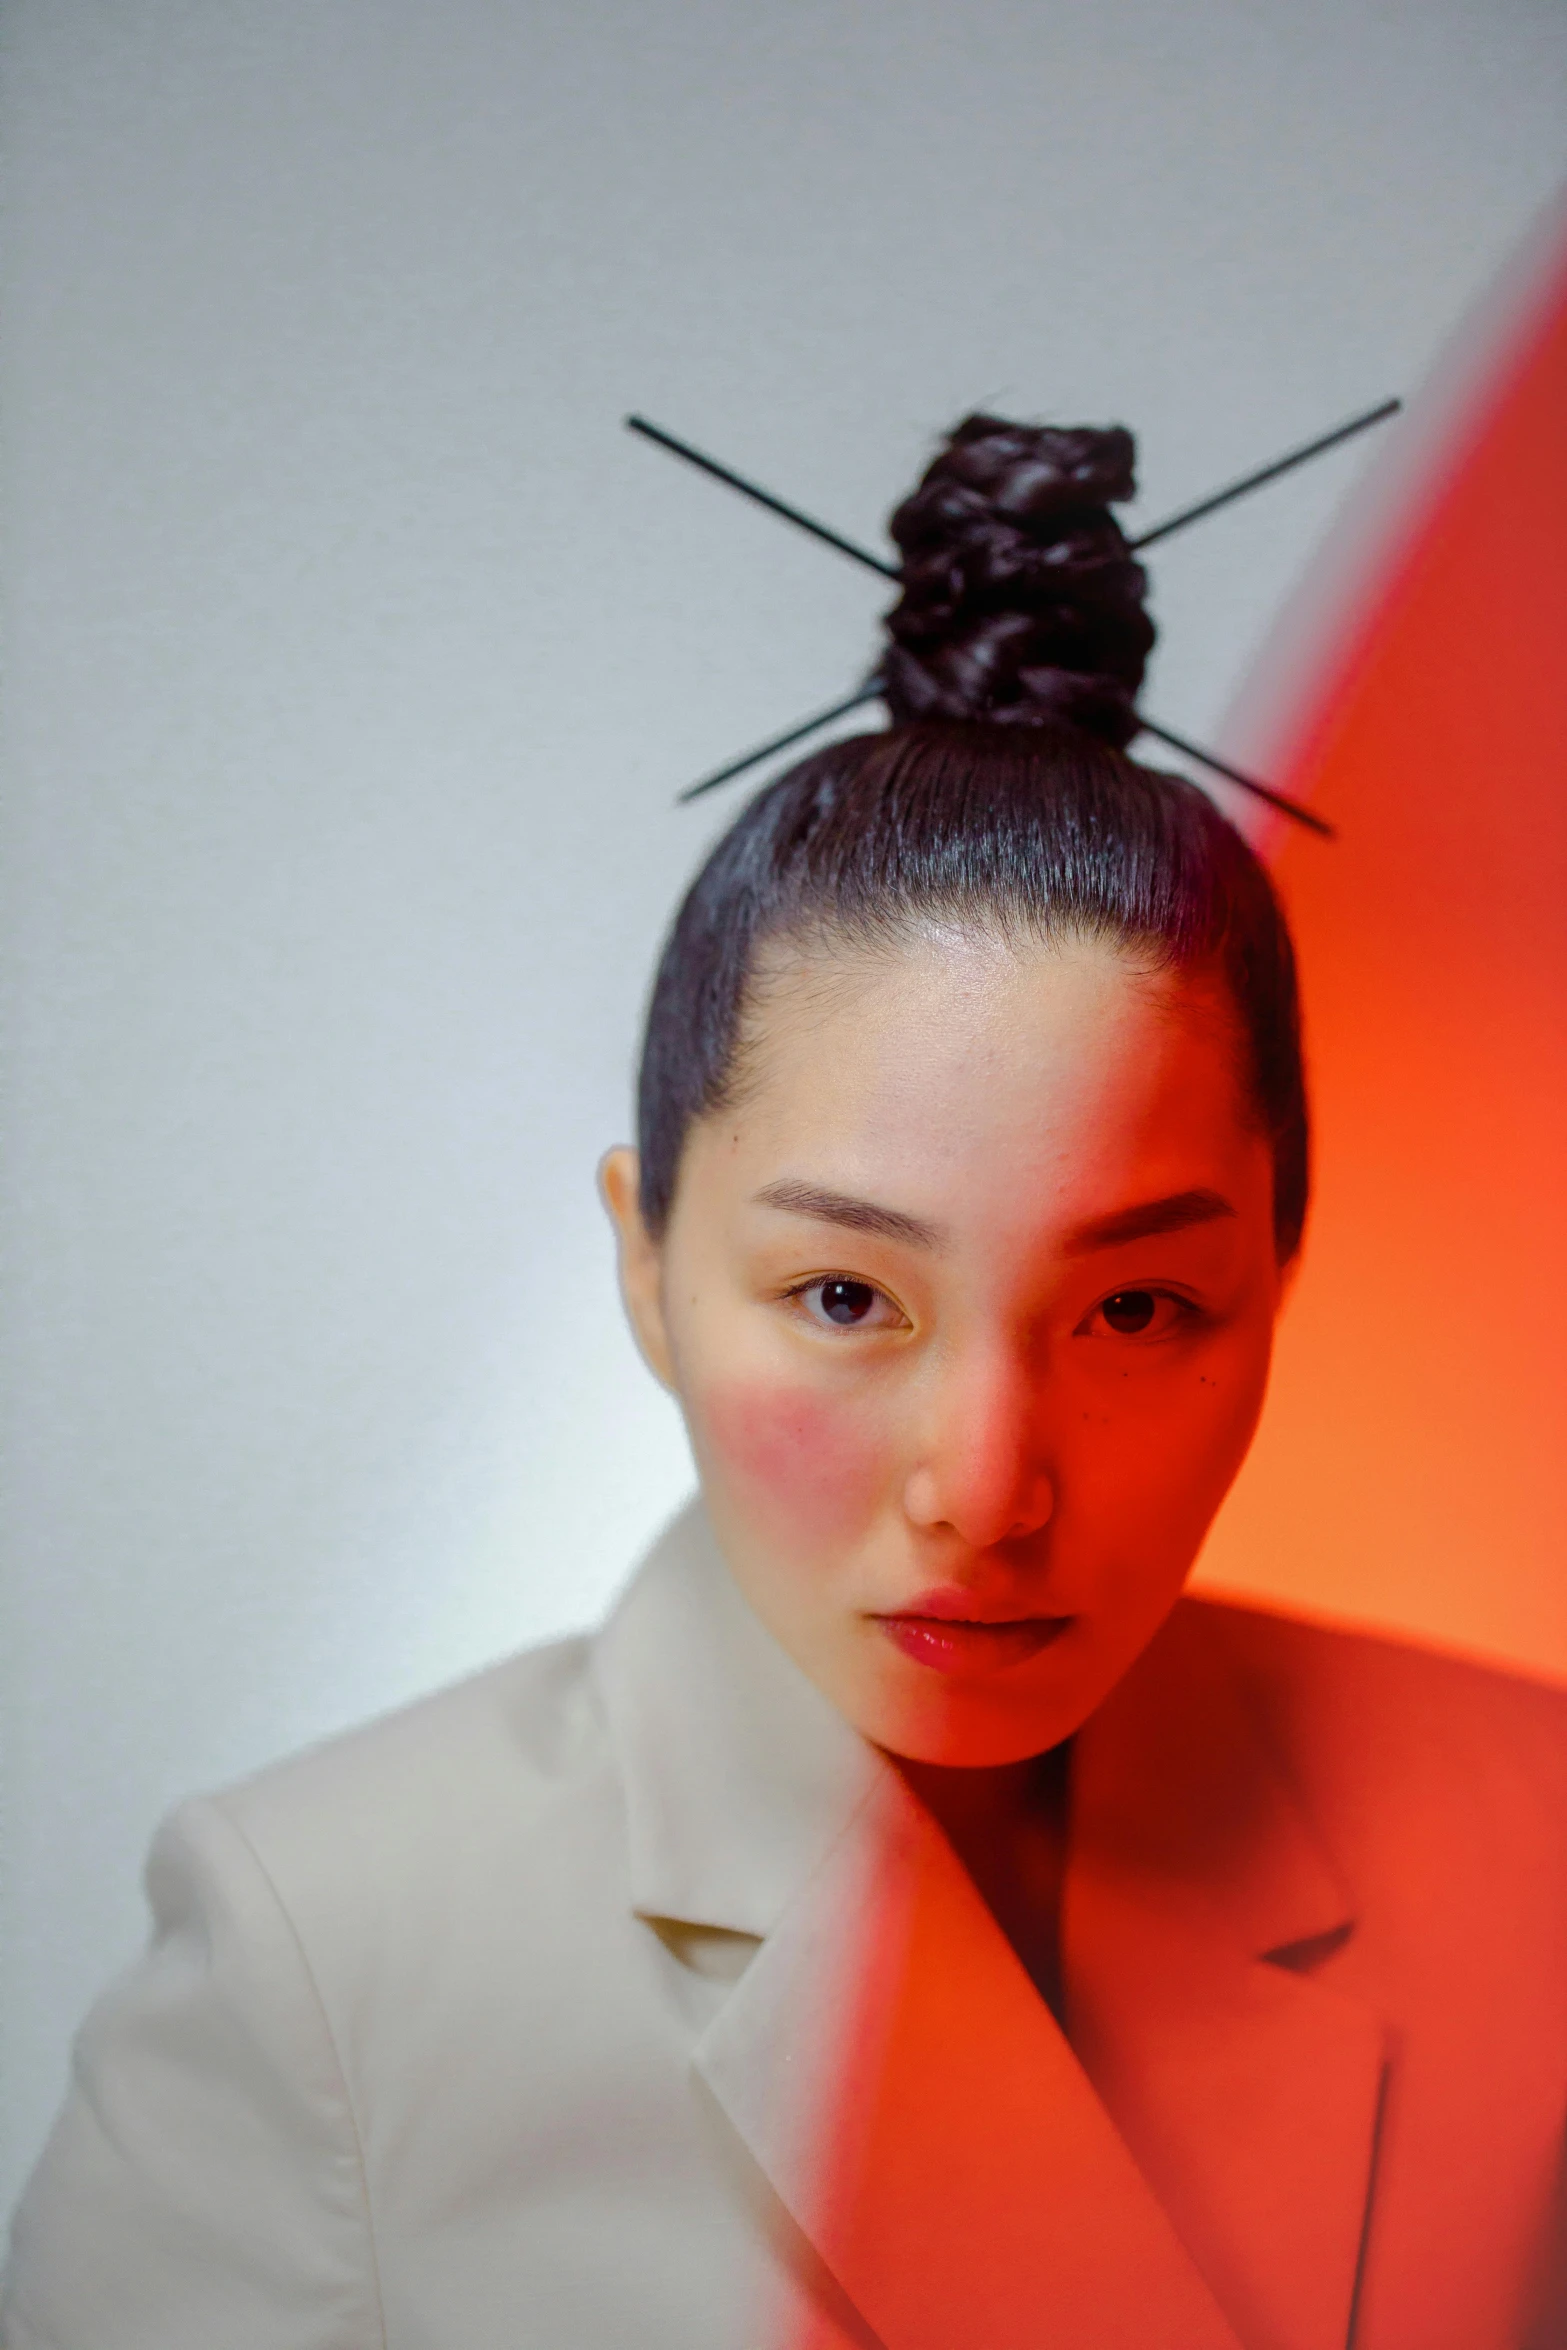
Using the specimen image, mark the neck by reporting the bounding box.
[893,1738,1072,1854]
[889,1741,1075,2022]
[894,1751,1049,1839]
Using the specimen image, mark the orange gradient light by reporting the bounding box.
[1195,211,1567,1685]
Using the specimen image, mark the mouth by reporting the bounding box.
[869,1611,1073,1678]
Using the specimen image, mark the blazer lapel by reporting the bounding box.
[1066,1599,1389,2350]
[594,1502,882,1939]
[694,1766,1247,2350]
[599,1514,1384,2350]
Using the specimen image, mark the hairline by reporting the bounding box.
[706,898,1240,1127]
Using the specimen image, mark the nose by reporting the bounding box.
[901,1340,1055,1549]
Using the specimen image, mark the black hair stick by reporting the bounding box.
[1136,716,1335,839]
[630,409,1345,835]
[1130,397,1401,551]
[627,416,899,581]
[679,683,885,803]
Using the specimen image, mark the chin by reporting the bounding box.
[857,1670,1096,1769]
[873,1709,1080,1769]
[851,1610,1165,1767]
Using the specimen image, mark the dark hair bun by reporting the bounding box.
[882,414,1154,747]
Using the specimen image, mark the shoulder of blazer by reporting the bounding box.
[1186,1591,1567,1762]
[1180,1593,1567,1933]
[201,1629,616,1966]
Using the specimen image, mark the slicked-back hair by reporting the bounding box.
[635,718,1309,1260]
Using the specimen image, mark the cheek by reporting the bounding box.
[1076,1330,1272,1553]
[698,1378,891,1546]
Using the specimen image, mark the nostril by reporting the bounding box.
[903,1465,1054,1548]
[901,1378,1055,1543]
[1006,1484,1055,1541]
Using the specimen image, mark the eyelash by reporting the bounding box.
[1076,1288,1203,1342]
[779,1279,1203,1342]
[781,1275,906,1333]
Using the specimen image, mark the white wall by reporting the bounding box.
[3,0,1564,2215]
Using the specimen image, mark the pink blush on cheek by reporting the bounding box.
[700,1380,888,1546]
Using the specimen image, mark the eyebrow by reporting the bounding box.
[1061,1188,1237,1255]
[751,1179,944,1250]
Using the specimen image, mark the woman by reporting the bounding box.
[4,418,1564,2350]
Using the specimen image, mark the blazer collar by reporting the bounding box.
[591,1498,884,1938]
[595,1509,1386,2350]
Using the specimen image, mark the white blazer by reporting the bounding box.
[4,1502,1565,2350]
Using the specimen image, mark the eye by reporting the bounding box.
[788,1276,904,1332]
[1081,1287,1194,1341]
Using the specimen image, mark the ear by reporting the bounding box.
[598,1147,676,1389]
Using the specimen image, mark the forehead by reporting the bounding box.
[709,927,1264,1237]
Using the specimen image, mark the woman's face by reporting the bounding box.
[603,926,1285,1766]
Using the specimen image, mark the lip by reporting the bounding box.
[870,1606,1073,1678]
